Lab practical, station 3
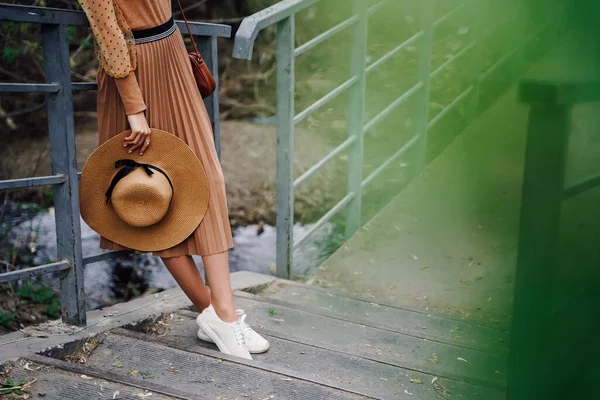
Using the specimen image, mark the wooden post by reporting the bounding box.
[508,102,570,399]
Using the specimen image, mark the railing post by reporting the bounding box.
[345,0,368,239]
[198,35,222,159]
[466,0,483,123]
[42,23,86,326]
[413,0,434,173]
[275,16,295,279]
[508,101,570,399]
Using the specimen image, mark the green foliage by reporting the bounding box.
[267,308,277,317]
[0,379,26,396]
[16,283,55,304]
[16,283,61,319]
[0,310,15,328]
[2,47,22,62]
[45,300,61,319]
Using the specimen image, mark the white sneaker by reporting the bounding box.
[197,308,269,354]
[237,309,270,354]
[195,305,252,360]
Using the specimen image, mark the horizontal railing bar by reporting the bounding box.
[428,85,473,129]
[479,47,516,82]
[430,41,475,80]
[364,81,423,133]
[293,136,357,189]
[72,82,98,91]
[0,175,65,190]
[433,4,464,29]
[0,83,60,93]
[563,173,600,200]
[294,76,358,125]
[366,31,423,74]
[293,192,355,251]
[83,250,132,265]
[368,0,393,15]
[361,134,420,189]
[0,4,231,37]
[0,261,70,283]
[295,15,359,57]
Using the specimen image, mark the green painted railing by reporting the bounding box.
[233,0,571,279]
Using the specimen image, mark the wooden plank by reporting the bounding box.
[171,313,506,400]
[232,296,507,388]
[257,283,509,354]
[88,332,363,400]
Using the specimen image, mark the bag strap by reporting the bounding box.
[175,0,201,55]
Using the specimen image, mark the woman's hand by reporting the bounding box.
[124,112,152,156]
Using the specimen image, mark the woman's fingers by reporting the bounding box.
[124,132,142,151]
[139,134,151,156]
[129,132,151,154]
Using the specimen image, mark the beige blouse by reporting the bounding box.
[78,0,173,115]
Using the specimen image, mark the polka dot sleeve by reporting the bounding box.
[78,0,146,115]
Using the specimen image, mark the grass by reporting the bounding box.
[15,283,61,319]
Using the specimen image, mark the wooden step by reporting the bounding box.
[2,355,182,399]
[258,280,510,354]
[165,311,505,400]
[229,292,507,389]
[84,331,363,400]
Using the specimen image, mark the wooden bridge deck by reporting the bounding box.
[2,276,506,399]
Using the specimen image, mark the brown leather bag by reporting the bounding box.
[175,0,216,98]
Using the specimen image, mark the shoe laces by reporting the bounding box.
[232,320,246,347]
[236,309,252,335]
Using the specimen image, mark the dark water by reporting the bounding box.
[2,204,337,309]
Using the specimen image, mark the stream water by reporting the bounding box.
[2,204,338,310]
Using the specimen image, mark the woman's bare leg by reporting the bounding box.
[161,255,211,312]
[202,251,237,323]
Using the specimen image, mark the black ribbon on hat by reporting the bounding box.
[105,159,174,204]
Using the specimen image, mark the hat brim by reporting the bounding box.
[79,129,209,252]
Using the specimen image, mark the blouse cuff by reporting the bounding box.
[114,73,146,115]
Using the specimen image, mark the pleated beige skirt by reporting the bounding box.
[96,27,234,258]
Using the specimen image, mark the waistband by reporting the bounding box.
[132,17,176,44]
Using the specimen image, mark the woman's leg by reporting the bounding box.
[202,251,237,323]
[161,252,238,323]
[161,255,212,312]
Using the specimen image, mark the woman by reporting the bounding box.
[77,0,268,360]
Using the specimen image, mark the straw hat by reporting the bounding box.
[79,129,209,252]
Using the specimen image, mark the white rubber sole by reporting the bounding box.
[196,326,213,343]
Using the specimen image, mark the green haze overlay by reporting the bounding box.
[288,0,599,398]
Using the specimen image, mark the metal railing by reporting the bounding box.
[233,0,571,279]
[509,77,600,399]
[0,4,231,325]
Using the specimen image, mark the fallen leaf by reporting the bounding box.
[134,393,153,398]
[457,357,468,363]
[80,374,93,380]
[410,378,423,384]
[404,389,414,396]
